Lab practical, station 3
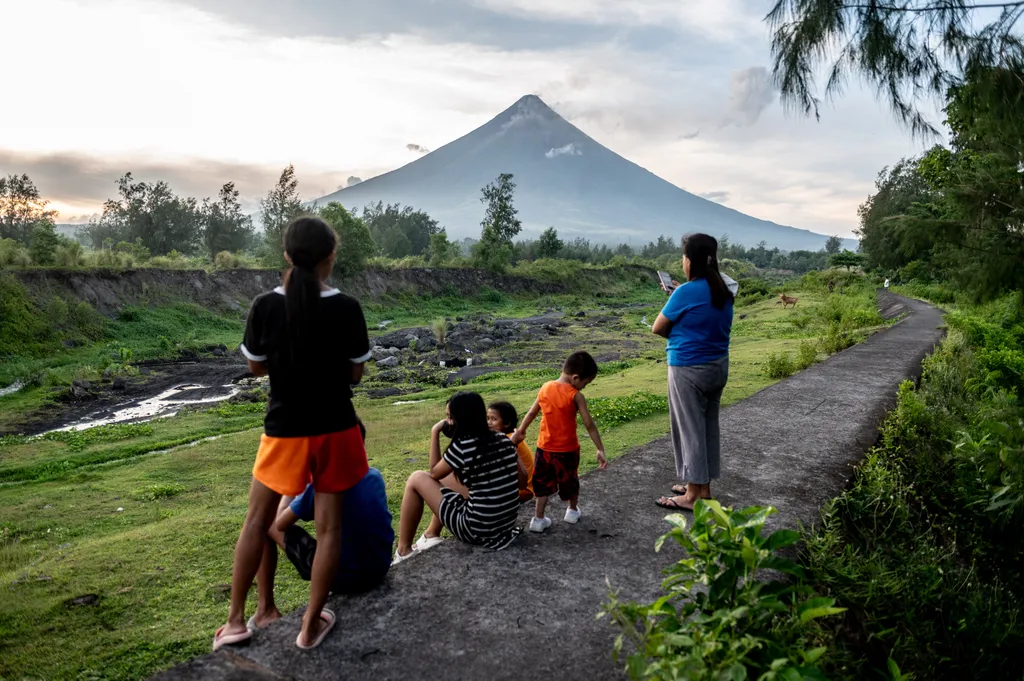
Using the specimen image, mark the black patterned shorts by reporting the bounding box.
[531,448,580,501]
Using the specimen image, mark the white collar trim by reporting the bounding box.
[273,286,340,298]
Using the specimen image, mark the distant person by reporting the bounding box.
[213,216,372,653]
[651,234,735,511]
[488,400,535,502]
[828,280,835,294]
[884,277,890,291]
[249,466,393,629]
[394,392,522,562]
[512,351,607,532]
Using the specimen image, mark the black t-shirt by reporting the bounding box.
[241,286,370,438]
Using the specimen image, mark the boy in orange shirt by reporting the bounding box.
[513,351,607,532]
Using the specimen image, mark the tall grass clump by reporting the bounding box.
[764,351,795,379]
[800,298,1024,680]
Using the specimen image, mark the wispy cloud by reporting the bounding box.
[726,66,776,126]
[699,190,731,203]
[406,144,431,154]
[545,143,583,159]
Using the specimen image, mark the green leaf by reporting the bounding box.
[765,529,800,551]
[799,605,847,623]
[803,647,827,664]
[730,662,748,681]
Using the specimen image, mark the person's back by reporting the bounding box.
[537,380,579,452]
[663,278,733,367]
[338,469,393,580]
[243,287,370,437]
[444,431,520,545]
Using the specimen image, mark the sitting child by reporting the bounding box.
[395,391,522,562]
[513,351,607,533]
[487,401,535,502]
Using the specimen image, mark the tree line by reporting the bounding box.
[2,165,851,276]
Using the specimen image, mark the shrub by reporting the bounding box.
[764,351,795,379]
[603,502,842,680]
[28,222,60,265]
[796,340,819,370]
[586,392,668,427]
[54,241,86,267]
[0,237,26,267]
[213,251,242,269]
[819,323,854,355]
[46,297,70,327]
[431,319,447,346]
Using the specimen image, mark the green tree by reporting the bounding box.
[319,202,376,278]
[362,202,439,257]
[85,174,203,255]
[28,221,60,265]
[473,173,522,271]
[427,230,460,266]
[824,235,842,254]
[0,174,57,244]
[768,0,1024,137]
[829,250,865,271]
[536,227,564,259]
[856,157,934,272]
[203,182,254,261]
[260,165,304,267]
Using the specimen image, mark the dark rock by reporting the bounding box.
[739,314,748,320]
[212,347,225,357]
[139,367,151,376]
[64,594,100,608]
[376,356,400,368]
[440,357,468,368]
[575,311,586,318]
[71,386,91,399]
[479,338,494,351]
[112,377,127,390]
[229,389,266,404]
[72,379,92,391]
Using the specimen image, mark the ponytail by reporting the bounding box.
[282,216,337,359]
[682,233,733,310]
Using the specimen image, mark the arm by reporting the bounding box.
[247,359,268,377]
[274,505,299,533]
[429,421,455,480]
[349,361,365,385]
[517,457,528,490]
[651,313,672,339]
[512,399,541,444]
[576,392,607,470]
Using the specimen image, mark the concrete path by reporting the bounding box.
[155,294,944,681]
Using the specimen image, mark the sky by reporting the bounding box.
[0,0,939,238]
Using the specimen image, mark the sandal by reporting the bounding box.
[655,496,696,511]
[296,608,336,650]
[212,624,252,651]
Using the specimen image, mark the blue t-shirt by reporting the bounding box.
[661,278,733,367]
[289,468,394,577]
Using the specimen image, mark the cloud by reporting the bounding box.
[680,130,701,140]
[346,176,364,187]
[406,144,430,154]
[545,143,583,159]
[726,66,776,126]
[698,190,730,203]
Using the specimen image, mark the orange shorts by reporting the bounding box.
[252,426,369,496]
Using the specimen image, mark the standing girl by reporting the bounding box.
[213,216,372,651]
[651,234,735,511]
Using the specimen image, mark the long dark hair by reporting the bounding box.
[447,391,490,440]
[683,233,733,310]
[283,216,336,355]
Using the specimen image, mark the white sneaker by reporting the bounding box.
[564,507,582,524]
[413,534,443,552]
[392,548,419,566]
[529,516,553,533]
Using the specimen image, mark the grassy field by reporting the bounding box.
[0,276,882,680]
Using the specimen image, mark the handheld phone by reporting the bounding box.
[657,271,675,293]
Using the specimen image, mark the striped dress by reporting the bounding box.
[439,431,523,550]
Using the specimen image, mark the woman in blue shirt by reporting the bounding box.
[651,234,735,510]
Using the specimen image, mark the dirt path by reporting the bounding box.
[155,294,944,681]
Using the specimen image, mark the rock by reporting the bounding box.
[139,367,151,376]
[440,356,468,368]
[112,377,127,390]
[72,379,92,391]
[63,594,99,608]
[71,386,91,399]
[376,356,400,368]
[575,311,586,318]
[739,314,748,320]
[212,347,225,357]
[479,338,494,350]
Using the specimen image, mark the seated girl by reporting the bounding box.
[395,391,523,562]
[488,401,535,503]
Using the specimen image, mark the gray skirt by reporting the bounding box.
[668,356,729,485]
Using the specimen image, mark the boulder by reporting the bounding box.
[72,379,92,391]
[377,356,400,368]
[112,377,128,390]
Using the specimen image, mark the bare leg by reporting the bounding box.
[267,496,292,551]
[221,479,281,638]
[424,473,467,538]
[397,471,445,556]
[567,494,578,511]
[254,538,282,627]
[298,490,343,648]
[535,495,549,519]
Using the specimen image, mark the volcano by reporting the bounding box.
[316,95,848,251]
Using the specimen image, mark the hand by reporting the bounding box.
[432,419,448,435]
[510,430,525,445]
[596,449,607,470]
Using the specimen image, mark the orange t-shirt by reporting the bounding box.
[537,380,580,452]
[512,437,535,499]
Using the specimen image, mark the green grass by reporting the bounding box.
[0,278,882,680]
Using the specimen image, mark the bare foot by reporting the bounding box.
[253,607,282,629]
[298,610,330,648]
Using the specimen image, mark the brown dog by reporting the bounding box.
[776,293,799,308]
